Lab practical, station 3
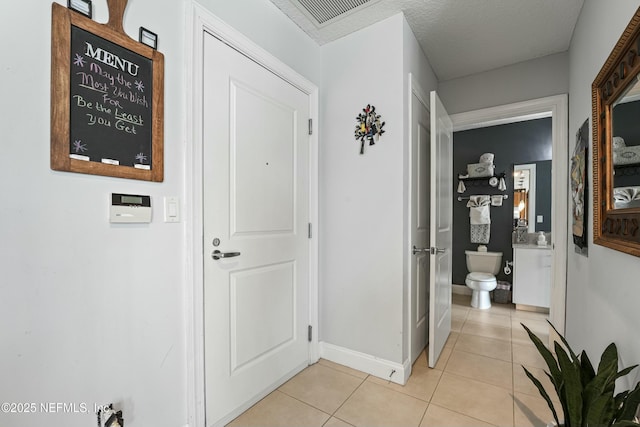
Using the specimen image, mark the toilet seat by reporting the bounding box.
[465,272,497,310]
[466,272,495,282]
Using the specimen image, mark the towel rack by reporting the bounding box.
[457,194,509,202]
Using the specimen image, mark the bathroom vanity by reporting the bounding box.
[512,244,551,309]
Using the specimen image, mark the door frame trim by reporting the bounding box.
[185,2,319,426]
[449,95,569,337]
[406,73,430,375]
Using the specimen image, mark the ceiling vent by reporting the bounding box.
[293,0,380,27]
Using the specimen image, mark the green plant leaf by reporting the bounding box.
[613,365,639,383]
[524,366,561,427]
[554,342,582,426]
[598,344,620,385]
[584,367,616,415]
[608,365,640,405]
[522,323,562,389]
[548,319,579,361]
[585,394,616,427]
[584,344,621,408]
[520,324,640,427]
[555,341,583,427]
[611,422,640,427]
[580,350,599,423]
[581,350,596,386]
[614,390,630,422]
[617,381,640,422]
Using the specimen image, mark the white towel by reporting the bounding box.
[467,195,491,225]
[479,153,494,164]
[498,177,507,191]
[491,195,503,206]
[466,195,491,207]
[467,162,495,177]
[614,186,640,202]
[613,136,626,150]
[469,206,490,224]
[457,180,466,193]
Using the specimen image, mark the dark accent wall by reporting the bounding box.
[452,118,552,285]
[535,160,552,232]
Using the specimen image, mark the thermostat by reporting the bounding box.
[110,193,152,223]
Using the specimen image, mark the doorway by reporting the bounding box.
[450,95,568,336]
[185,4,319,426]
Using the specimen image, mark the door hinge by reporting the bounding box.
[308,223,312,239]
[308,119,313,135]
[308,325,312,342]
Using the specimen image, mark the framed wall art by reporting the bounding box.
[50,0,164,181]
[571,118,589,255]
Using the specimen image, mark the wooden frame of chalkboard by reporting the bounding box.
[51,1,164,181]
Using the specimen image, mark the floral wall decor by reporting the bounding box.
[354,104,385,154]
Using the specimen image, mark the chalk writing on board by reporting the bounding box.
[69,26,153,168]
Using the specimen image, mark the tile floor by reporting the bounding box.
[228,293,557,427]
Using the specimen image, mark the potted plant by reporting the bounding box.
[521,321,640,427]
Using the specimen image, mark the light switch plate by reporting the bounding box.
[164,197,180,223]
[537,215,543,223]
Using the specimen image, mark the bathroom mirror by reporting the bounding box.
[513,164,536,232]
[611,78,640,209]
[592,6,640,257]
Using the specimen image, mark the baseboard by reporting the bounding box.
[452,283,471,295]
[515,304,549,314]
[319,342,409,385]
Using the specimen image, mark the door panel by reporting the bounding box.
[428,91,453,368]
[410,89,431,363]
[202,32,310,426]
[232,81,295,235]
[230,261,296,371]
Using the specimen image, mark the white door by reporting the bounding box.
[410,88,430,363]
[202,33,311,426]
[428,91,453,368]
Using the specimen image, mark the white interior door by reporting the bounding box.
[202,33,310,426]
[410,87,430,363]
[428,91,453,368]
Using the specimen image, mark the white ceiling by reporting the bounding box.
[268,0,585,81]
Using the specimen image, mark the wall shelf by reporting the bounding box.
[457,172,506,190]
[458,171,506,182]
[614,164,640,176]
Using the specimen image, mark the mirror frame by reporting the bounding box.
[592,7,640,257]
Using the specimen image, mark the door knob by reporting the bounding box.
[412,245,428,255]
[211,250,241,260]
[430,247,446,255]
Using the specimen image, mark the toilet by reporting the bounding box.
[465,249,503,309]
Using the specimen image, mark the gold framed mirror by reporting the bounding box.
[592,7,640,257]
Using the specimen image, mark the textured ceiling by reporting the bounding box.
[268,0,585,81]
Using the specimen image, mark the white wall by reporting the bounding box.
[319,13,437,369]
[567,0,640,387]
[0,2,186,426]
[194,0,321,84]
[0,1,320,426]
[320,14,406,364]
[438,52,570,115]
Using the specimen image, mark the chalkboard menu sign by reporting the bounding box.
[51,1,164,181]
